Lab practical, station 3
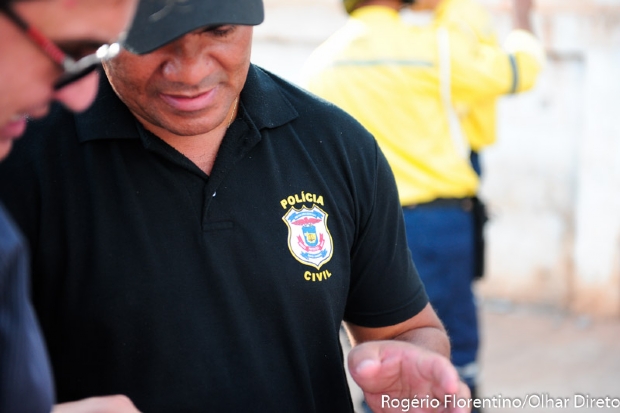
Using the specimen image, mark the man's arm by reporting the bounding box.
[346,303,449,355]
[345,304,470,413]
[447,0,544,106]
[513,0,534,32]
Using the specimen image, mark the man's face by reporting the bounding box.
[0,0,137,160]
[103,25,253,139]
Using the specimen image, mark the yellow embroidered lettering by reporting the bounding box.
[303,269,333,282]
[281,192,326,209]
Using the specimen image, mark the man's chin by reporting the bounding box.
[0,117,28,141]
[0,117,28,161]
[0,140,14,162]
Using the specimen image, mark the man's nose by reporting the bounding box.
[160,36,213,85]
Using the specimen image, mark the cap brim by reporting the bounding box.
[124,0,264,55]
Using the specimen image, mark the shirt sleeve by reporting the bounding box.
[344,141,429,328]
[448,24,545,105]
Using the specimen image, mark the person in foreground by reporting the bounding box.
[302,0,544,408]
[0,0,469,411]
[0,0,141,412]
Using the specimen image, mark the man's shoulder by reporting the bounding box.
[249,66,380,172]
[251,65,373,138]
[438,0,497,44]
[248,65,330,113]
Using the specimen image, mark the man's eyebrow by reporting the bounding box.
[203,24,234,30]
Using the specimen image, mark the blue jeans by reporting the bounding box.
[402,204,479,386]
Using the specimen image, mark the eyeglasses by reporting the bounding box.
[1,5,121,90]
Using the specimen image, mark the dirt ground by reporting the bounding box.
[477,299,620,412]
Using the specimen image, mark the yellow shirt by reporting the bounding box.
[302,6,543,205]
[435,0,499,151]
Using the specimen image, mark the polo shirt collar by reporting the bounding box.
[76,64,298,143]
[241,65,298,130]
[76,70,140,142]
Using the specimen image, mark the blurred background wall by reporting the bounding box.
[251,0,620,318]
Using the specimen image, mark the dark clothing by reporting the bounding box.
[0,203,54,413]
[0,65,427,413]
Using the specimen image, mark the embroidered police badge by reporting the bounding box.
[282,205,334,269]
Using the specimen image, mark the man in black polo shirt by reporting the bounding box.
[0,0,470,412]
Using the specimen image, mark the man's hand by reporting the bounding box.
[349,340,470,413]
[52,395,141,413]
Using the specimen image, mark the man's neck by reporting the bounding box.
[134,98,240,175]
[133,115,229,175]
[157,127,228,175]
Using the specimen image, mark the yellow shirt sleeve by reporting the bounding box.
[448,24,544,106]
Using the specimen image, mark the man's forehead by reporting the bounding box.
[13,0,135,44]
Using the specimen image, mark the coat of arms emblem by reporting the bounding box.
[282,205,334,269]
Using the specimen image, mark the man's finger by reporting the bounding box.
[348,340,460,395]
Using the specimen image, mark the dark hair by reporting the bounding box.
[0,0,17,7]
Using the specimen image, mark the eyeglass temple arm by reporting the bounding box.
[2,6,72,68]
[26,26,72,67]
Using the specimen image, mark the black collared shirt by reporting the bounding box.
[0,65,427,412]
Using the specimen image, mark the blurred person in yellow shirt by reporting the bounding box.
[302,0,544,409]
[435,0,500,160]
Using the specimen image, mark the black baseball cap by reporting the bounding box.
[124,0,264,55]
